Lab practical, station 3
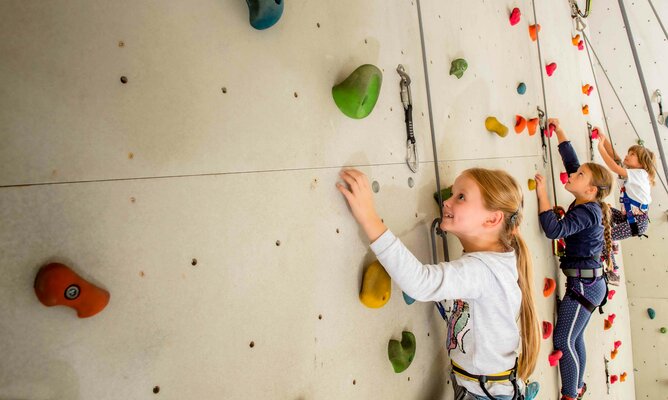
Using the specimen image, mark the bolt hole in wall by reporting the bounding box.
[152,386,160,394]
[120,76,128,84]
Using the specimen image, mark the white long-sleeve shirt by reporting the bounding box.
[370,229,522,397]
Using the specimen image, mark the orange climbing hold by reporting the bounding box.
[572,34,581,45]
[34,262,110,318]
[542,321,553,339]
[582,84,594,96]
[529,24,541,41]
[620,372,627,382]
[548,350,562,367]
[582,105,589,115]
[611,348,619,359]
[543,278,556,297]
[527,118,539,136]
[604,313,616,330]
[515,115,527,133]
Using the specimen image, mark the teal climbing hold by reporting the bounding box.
[517,82,526,95]
[246,0,284,30]
[449,59,468,79]
[525,382,540,400]
[648,308,656,319]
[332,64,382,119]
[403,291,416,305]
[388,331,416,373]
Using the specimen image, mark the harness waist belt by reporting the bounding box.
[451,361,514,382]
[562,268,604,278]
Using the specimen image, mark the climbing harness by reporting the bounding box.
[397,65,419,173]
[619,188,650,237]
[563,269,608,314]
[451,359,524,400]
[654,89,665,126]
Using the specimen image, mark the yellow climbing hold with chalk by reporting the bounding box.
[485,116,509,137]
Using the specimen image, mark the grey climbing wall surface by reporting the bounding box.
[0,0,663,399]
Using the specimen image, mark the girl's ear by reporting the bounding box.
[484,210,505,228]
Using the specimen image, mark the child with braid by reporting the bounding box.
[535,118,613,400]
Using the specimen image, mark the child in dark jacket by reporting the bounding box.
[534,118,614,400]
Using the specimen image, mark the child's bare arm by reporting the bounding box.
[596,131,627,178]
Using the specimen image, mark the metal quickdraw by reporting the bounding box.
[654,89,665,126]
[538,106,548,166]
[587,122,594,161]
[397,65,419,173]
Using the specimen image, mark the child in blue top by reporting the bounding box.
[534,118,614,400]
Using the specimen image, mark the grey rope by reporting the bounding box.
[647,0,668,43]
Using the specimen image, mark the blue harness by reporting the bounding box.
[619,187,649,237]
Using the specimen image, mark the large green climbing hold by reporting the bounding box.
[648,308,656,319]
[332,64,382,119]
[388,331,416,373]
[450,58,468,79]
[246,0,284,30]
[433,186,453,207]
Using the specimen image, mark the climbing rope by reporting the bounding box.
[647,0,668,43]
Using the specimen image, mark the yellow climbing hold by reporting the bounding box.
[485,116,508,137]
[360,260,391,308]
[528,178,536,191]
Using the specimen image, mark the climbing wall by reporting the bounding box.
[0,0,660,399]
[587,2,668,399]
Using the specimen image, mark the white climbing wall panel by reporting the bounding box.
[0,0,663,399]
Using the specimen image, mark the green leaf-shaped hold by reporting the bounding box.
[449,58,468,79]
[388,331,416,373]
[433,186,453,207]
[332,64,382,119]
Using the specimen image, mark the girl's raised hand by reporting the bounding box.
[534,173,547,194]
[336,169,386,241]
[547,118,560,130]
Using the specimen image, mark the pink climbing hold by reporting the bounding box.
[578,40,584,50]
[591,128,600,139]
[549,350,563,367]
[509,7,521,26]
[610,375,619,384]
[542,321,554,339]
[614,340,622,350]
[547,123,556,138]
[608,313,617,323]
[560,171,568,184]
[608,289,616,300]
[546,62,557,76]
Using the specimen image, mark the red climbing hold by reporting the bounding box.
[543,278,556,297]
[529,24,541,41]
[542,321,554,339]
[608,313,617,323]
[582,84,594,96]
[515,115,527,133]
[560,171,568,184]
[614,340,622,350]
[591,128,600,139]
[610,375,618,384]
[608,289,616,300]
[527,118,539,136]
[509,7,521,26]
[578,40,584,50]
[546,62,557,76]
[548,350,563,367]
[546,123,556,138]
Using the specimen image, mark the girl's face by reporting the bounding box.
[623,150,641,168]
[564,165,595,197]
[440,174,494,236]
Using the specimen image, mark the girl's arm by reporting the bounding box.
[597,131,627,178]
[538,205,597,239]
[549,118,581,174]
[534,173,552,213]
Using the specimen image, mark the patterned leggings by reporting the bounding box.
[553,276,607,398]
[611,208,648,240]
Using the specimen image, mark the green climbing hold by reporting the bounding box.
[332,64,382,119]
[388,331,416,373]
[433,186,453,207]
[661,327,667,334]
[449,58,468,79]
[648,308,656,319]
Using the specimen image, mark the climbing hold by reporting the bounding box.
[542,321,553,339]
[578,40,584,50]
[553,238,566,257]
[449,58,468,79]
[648,308,656,319]
[34,263,110,318]
[517,82,527,95]
[359,260,391,308]
[546,123,556,138]
[403,291,416,305]
[572,34,581,46]
[560,171,568,184]
[527,118,539,136]
[610,375,618,384]
[608,289,616,300]
[515,115,527,134]
[548,350,562,367]
[332,64,382,119]
[611,348,618,359]
[485,116,509,137]
[546,62,557,77]
[528,178,536,191]
[246,0,284,30]
[608,313,617,323]
[553,206,566,219]
[582,105,589,115]
[433,186,453,206]
[582,84,594,96]
[388,331,416,373]
[591,128,600,139]
[509,7,521,26]
[529,24,541,41]
[543,278,556,297]
[620,372,627,382]
[604,320,613,330]
[614,340,622,350]
[525,382,540,400]
[661,327,667,334]
[637,138,645,146]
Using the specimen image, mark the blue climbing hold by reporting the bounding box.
[403,292,416,305]
[246,0,284,30]
[525,382,540,400]
[648,308,656,319]
[517,82,526,95]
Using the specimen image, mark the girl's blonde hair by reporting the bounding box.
[628,145,657,186]
[583,163,615,271]
[462,168,540,381]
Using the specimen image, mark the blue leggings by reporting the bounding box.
[553,276,607,398]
